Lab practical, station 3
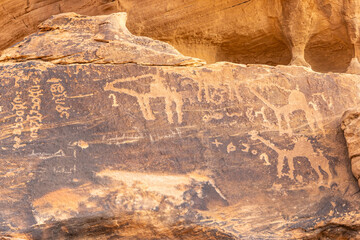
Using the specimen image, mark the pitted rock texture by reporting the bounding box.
[1,12,360,240]
[1,0,360,73]
[0,12,204,66]
[342,110,360,187]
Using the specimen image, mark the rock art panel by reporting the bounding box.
[1,13,360,239]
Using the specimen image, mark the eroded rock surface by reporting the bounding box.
[1,0,360,73]
[1,12,360,239]
[342,110,360,186]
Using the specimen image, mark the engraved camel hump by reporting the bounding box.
[249,131,331,183]
[249,87,321,135]
[104,74,183,124]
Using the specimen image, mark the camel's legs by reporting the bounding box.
[141,96,155,120]
[277,154,285,178]
[165,97,174,124]
[175,98,183,123]
[288,157,295,180]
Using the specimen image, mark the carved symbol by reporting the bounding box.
[108,94,119,107]
[245,108,255,122]
[227,142,236,153]
[260,153,271,165]
[226,111,242,118]
[203,112,224,122]
[240,143,250,152]
[104,71,183,124]
[212,139,223,147]
[30,149,66,159]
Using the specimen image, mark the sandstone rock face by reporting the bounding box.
[1,1,360,73]
[342,111,360,187]
[1,13,360,239]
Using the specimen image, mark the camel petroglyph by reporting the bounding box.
[249,130,331,183]
[249,87,323,136]
[195,65,243,104]
[104,72,183,124]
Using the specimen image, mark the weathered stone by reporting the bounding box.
[0,13,204,67]
[342,110,360,186]
[1,1,360,73]
[1,12,360,239]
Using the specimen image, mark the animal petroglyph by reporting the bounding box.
[104,72,183,124]
[249,131,331,182]
[249,87,323,135]
[195,67,243,104]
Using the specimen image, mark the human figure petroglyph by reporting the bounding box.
[249,87,323,135]
[248,130,331,182]
[104,72,183,124]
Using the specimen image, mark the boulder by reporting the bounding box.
[1,12,360,239]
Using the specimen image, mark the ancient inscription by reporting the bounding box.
[12,91,27,149]
[48,78,70,119]
[227,142,236,153]
[108,94,119,107]
[28,78,43,139]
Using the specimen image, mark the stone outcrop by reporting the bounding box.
[1,12,360,239]
[0,12,204,66]
[1,0,360,73]
[342,110,360,187]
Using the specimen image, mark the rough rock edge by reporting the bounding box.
[0,12,206,67]
[341,109,360,187]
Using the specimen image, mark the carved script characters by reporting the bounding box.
[48,78,70,119]
[28,80,43,139]
[108,94,119,107]
[227,142,236,153]
[104,72,183,124]
[12,91,26,149]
